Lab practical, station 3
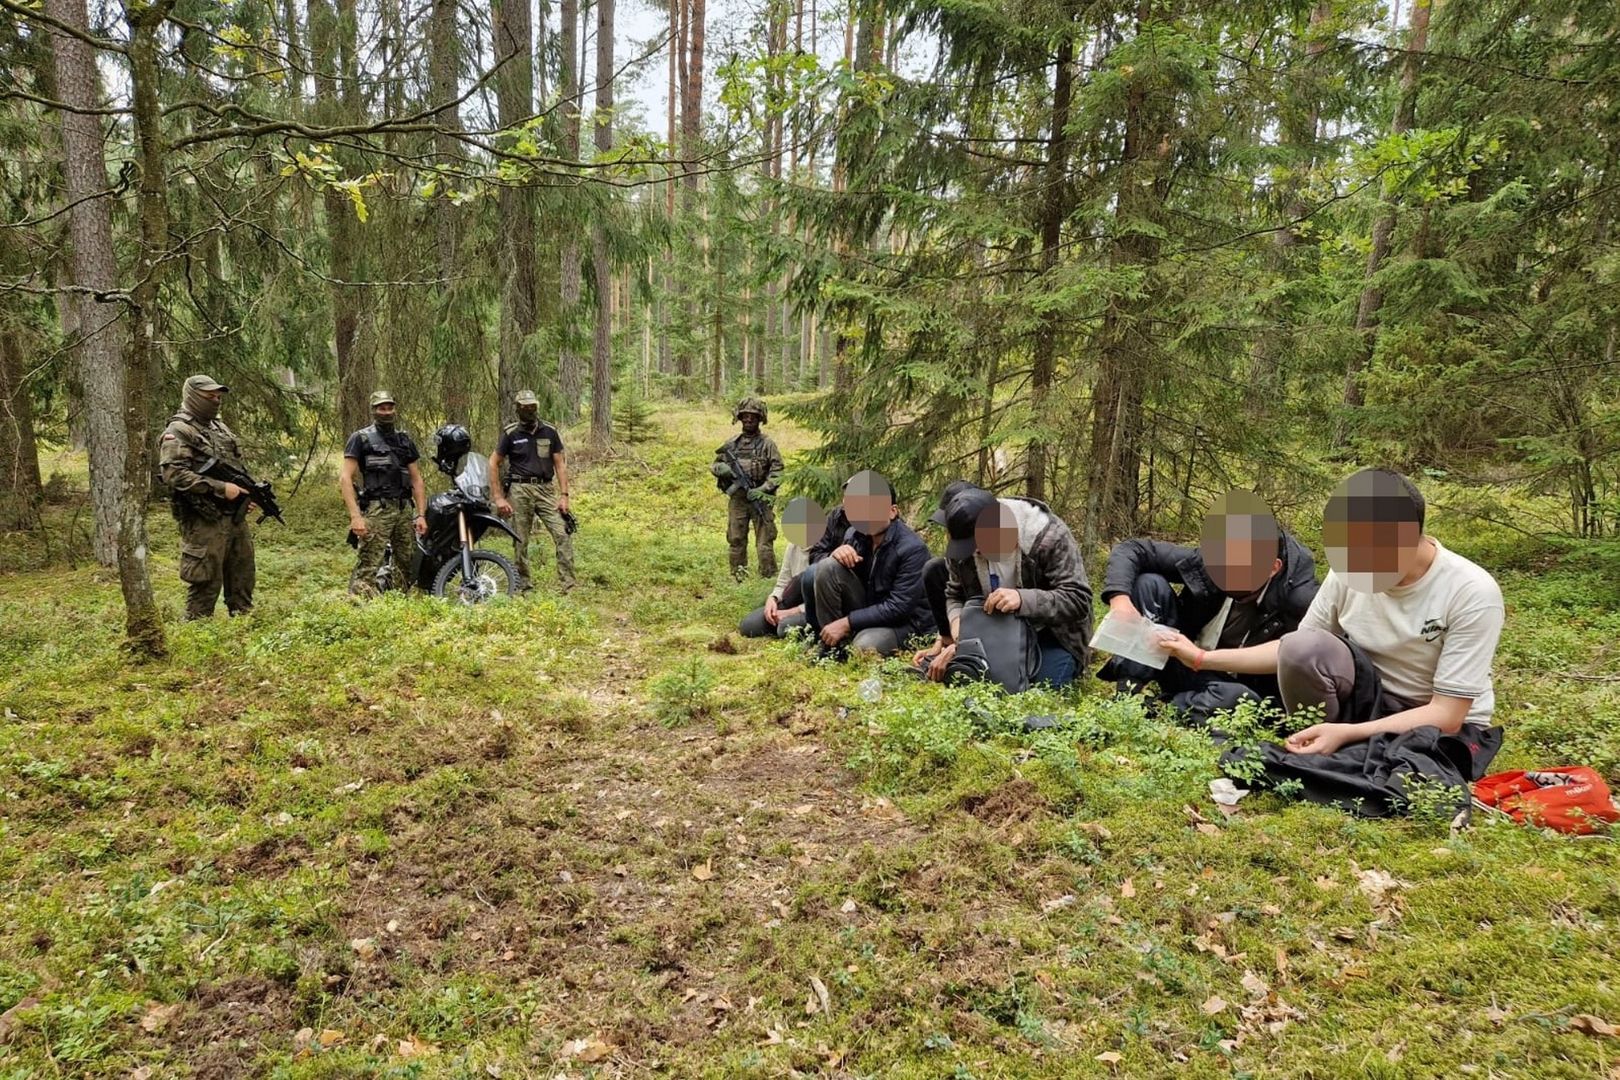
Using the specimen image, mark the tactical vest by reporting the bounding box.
[165,413,241,523]
[725,434,773,484]
[358,426,410,503]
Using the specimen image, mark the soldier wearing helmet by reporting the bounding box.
[339,390,428,596]
[710,396,784,579]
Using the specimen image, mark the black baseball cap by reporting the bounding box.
[929,479,978,526]
[943,488,998,560]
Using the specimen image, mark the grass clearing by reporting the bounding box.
[2,404,1618,1078]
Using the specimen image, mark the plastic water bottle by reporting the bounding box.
[858,677,883,704]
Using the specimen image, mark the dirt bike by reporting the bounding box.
[368,452,521,603]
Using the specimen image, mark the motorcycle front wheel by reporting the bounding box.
[431,549,518,604]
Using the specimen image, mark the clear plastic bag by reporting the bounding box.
[1088,611,1171,670]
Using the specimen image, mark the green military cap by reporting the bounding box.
[514,389,540,406]
[187,374,229,392]
[369,390,397,406]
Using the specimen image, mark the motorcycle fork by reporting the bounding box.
[458,509,474,583]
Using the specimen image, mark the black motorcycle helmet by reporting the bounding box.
[433,424,472,475]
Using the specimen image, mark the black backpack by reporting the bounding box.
[946,596,1040,693]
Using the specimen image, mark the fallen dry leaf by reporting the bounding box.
[318,1028,346,1048]
[1260,903,1282,917]
[810,975,832,1018]
[130,1067,154,1080]
[1096,1050,1123,1065]
[1240,971,1270,1000]
[1043,894,1077,913]
[691,860,714,882]
[0,994,40,1046]
[139,1002,181,1034]
[350,937,378,961]
[1355,868,1406,903]
[1202,995,1228,1016]
[1195,823,1220,836]
[1120,878,1136,899]
[1274,947,1289,981]
[1570,1014,1619,1038]
[839,898,858,914]
[398,1035,440,1059]
[1485,1003,1511,1026]
[559,1035,614,1062]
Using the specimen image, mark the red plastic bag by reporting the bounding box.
[1473,768,1620,835]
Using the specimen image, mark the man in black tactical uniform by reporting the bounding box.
[339,390,427,596]
[490,389,575,592]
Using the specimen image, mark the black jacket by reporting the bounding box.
[1101,533,1319,647]
[807,507,852,564]
[842,519,933,638]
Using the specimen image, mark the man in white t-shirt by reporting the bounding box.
[1157,469,1505,757]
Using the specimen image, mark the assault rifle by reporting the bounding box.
[199,457,286,525]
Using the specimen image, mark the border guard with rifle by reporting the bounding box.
[339,390,427,597]
[159,374,282,620]
[711,396,783,579]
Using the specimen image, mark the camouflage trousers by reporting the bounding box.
[510,480,575,590]
[178,514,255,620]
[727,491,777,578]
[351,500,415,596]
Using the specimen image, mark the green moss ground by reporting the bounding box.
[1,405,1618,1078]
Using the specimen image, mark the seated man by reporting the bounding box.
[1157,470,1504,769]
[921,480,979,642]
[739,497,825,639]
[1099,490,1319,725]
[810,471,934,659]
[914,485,1092,688]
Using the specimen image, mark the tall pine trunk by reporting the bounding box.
[589,0,615,446]
[310,0,370,437]
[1025,27,1074,502]
[558,0,585,421]
[1083,2,1170,549]
[47,0,124,567]
[121,0,172,656]
[431,0,475,424]
[1336,0,1431,446]
[493,0,538,429]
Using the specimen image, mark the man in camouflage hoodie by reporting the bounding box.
[710,397,784,579]
[158,374,256,619]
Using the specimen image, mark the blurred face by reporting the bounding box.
[739,412,762,435]
[974,502,1018,558]
[843,471,897,534]
[781,497,827,549]
[1322,472,1424,593]
[1199,492,1282,597]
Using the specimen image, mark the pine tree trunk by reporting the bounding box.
[310,0,371,437]
[1025,28,1074,503]
[0,306,43,531]
[493,0,538,429]
[558,0,585,421]
[1336,0,1431,446]
[431,0,474,424]
[46,0,124,568]
[589,0,616,446]
[1083,2,1170,549]
[121,0,172,656]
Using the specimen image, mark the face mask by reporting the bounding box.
[183,381,219,421]
[518,407,538,426]
[373,409,396,431]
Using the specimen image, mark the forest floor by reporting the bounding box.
[2,404,1620,1079]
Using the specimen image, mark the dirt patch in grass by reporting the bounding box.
[960,777,1049,825]
[164,975,291,1080]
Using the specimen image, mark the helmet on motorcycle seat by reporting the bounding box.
[433,423,472,474]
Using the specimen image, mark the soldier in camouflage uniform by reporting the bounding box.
[158,375,257,620]
[710,396,784,579]
[339,390,427,596]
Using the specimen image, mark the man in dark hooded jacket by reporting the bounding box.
[1098,490,1319,725]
